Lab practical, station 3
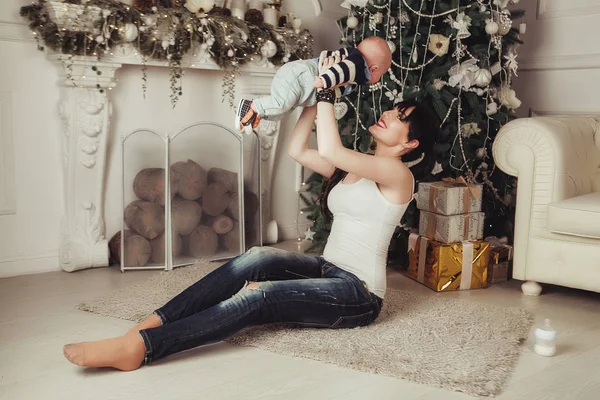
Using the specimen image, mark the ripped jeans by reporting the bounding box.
[139,246,383,363]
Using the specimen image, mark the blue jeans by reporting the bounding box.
[139,246,383,363]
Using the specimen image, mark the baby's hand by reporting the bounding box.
[313,76,325,88]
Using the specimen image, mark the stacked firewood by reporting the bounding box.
[109,160,258,267]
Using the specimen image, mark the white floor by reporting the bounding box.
[1,241,600,400]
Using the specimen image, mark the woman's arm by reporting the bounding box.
[316,101,411,187]
[287,105,336,179]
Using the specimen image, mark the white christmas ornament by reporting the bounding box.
[385,88,403,104]
[122,23,138,42]
[142,15,157,29]
[493,0,510,8]
[428,34,450,56]
[485,21,499,35]
[334,102,348,120]
[448,59,479,89]
[227,49,234,57]
[504,48,519,77]
[341,0,369,9]
[519,23,527,34]
[473,68,492,87]
[431,162,443,175]
[292,18,302,31]
[387,41,396,53]
[461,122,482,138]
[498,86,521,109]
[447,12,472,40]
[347,16,359,29]
[497,11,512,35]
[185,0,215,14]
[260,40,277,58]
[486,102,498,116]
[304,227,315,241]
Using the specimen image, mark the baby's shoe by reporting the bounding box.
[235,99,261,134]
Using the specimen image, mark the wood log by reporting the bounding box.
[189,225,219,257]
[124,200,165,240]
[226,190,258,221]
[171,197,202,235]
[208,167,238,193]
[170,159,207,201]
[212,215,234,234]
[108,230,152,267]
[150,231,183,263]
[222,222,240,252]
[133,168,178,206]
[202,181,230,216]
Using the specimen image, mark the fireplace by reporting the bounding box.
[52,48,282,272]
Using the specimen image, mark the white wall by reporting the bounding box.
[0,0,345,276]
[512,0,600,117]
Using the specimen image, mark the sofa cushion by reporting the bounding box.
[547,192,600,239]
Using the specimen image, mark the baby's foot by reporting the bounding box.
[63,332,146,371]
[235,99,261,134]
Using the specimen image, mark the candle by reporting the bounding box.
[231,0,245,19]
[248,0,263,10]
[263,7,278,26]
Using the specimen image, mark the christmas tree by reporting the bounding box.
[302,0,524,263]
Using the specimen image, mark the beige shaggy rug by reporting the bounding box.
[78,260,533,397]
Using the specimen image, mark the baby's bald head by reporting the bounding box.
[357,36,392,84]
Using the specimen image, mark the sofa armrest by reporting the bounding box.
[493,116,600,236]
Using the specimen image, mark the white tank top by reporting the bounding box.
[323,178,413,299]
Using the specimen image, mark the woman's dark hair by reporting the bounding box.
[319,99,440,221]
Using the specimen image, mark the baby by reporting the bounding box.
[235,36,392,133]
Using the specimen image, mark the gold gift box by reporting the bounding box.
[407,233,490,292]
[488,244,513,284]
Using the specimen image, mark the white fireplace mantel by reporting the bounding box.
[51,47,281,272]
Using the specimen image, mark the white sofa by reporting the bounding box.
[493,117,600,295]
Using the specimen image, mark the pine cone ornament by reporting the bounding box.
[245,9,264,25]
[133,0,157,11]
[208,7,232,17]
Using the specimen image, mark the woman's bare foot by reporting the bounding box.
[127,314,162,335]
[63,331,146,371]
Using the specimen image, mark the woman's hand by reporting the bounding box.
[314,52,345,90]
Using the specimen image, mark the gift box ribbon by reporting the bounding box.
[425,212,472,242]
[428,176,478,214]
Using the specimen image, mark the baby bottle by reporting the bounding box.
[534,318,557,357]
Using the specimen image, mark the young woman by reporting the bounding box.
[63,58,439,371]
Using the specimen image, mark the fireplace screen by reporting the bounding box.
[120,123,261,271]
